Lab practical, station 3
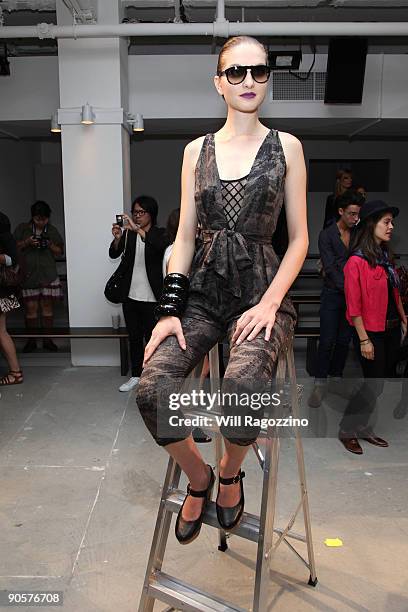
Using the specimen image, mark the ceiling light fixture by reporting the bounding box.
[81,102,95,125]
[58,106,136,132]
[268,50,302,71]
[131,113,144,132]
[50,112,61,133]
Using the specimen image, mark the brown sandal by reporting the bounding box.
[0,370,24,386]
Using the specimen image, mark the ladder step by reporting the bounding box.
[165,491,259,542]
[148,571,247,612]
[165,491,306,545]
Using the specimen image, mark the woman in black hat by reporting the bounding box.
[340,201,407,453]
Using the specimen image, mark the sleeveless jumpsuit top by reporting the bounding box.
[187,129,297,328]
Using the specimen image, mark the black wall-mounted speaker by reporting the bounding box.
[324,38,368,104]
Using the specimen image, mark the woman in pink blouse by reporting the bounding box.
[341,200,407,454]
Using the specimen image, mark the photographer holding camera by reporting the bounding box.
[14,201,64,352]
[109,195,169,392]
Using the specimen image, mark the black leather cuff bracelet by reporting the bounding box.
[155,273,190,320]
[163,272,190,291]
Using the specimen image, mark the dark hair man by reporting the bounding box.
[309,190,365,407]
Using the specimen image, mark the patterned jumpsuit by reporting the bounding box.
[135,129,297,446]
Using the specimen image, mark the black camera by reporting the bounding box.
[33,235,49,249]
[116,214,124,227]
[39,237,49,249]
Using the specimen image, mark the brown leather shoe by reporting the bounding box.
[308,385,326,408]
[338,432,363,454]
[357,429,389,447]
[393,400,407,420]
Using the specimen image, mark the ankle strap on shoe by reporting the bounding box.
[219,470,245,485]
[186,483,208,498]
[186,466,214,498]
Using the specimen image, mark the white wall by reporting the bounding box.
[0,57,59,121]
[382,55,408,118]
[34,164,65,239]
[58,39,125,108]
[128,54,384,120]
[60,124,129,326]
[2,135,406,262]
[0,140,64,237]
[130,138,186,226]
[0,139,39,229]
[2,134,405,243]
[130,137,408,254]
[35,143,65,239]
[303,139,408,253]
[0,49,407,366]
[0,139,67,327]
[1,54,408,122]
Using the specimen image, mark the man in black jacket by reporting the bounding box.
[309,190,364,408]
[109,196,169,392]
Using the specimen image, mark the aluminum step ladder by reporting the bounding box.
[138,338,318,612]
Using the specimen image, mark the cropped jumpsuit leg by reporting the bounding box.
[135,128,297,447]
[135,303,290,446]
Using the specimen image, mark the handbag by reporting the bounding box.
[0,263,22,289]
[104,230,129,304]
[0,243,24,290]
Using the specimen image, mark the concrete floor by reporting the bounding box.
[0,358,407,612]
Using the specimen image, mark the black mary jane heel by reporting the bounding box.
[216,469,245,531]
[175,465,215,545]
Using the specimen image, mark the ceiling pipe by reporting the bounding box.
[122,0,408,6]
[216,0,226,23]
[3,0,408,9]
[0,0,55,9]
[0,0,94,23]
[1,21,408,39]
[173,0,181,23]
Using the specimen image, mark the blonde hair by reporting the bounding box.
[335,169,352,198]
[217,36,268,74]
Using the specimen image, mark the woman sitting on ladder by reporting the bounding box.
[136,35,308,544]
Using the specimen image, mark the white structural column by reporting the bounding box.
[57,0,131,365]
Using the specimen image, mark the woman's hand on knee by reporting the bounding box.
[232,302,278,346]
[143,316,186,366]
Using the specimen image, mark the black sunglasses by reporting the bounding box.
[217,64,271,85]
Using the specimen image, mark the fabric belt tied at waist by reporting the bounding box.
[200,228,272,298]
